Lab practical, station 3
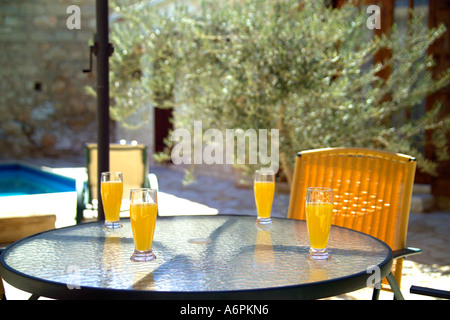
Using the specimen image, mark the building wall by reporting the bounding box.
[0,0,98,159]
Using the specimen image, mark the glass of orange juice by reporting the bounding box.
[305,187,333,260]
[254,169,275,225]
[101,172,123,229]
[130,188,158,262]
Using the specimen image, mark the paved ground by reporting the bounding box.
[4,158,450,300]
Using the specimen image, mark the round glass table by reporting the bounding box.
[0,215,392,299]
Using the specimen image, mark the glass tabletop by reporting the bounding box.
[1,215,392,299]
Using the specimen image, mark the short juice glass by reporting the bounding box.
[101,172,123,229]
[305,187,333,260]
[130,188,158,262]
[254,169,275,225]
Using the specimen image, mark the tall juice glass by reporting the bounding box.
[101,172,123,229]
[130,188,158,262]
[254,169,275,225]
[305,187,333,260]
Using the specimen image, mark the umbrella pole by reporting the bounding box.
[96,0,111,221]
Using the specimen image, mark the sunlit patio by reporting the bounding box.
[1,0,449,303]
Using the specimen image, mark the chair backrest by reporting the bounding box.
[287,147,416,287]
[85,143,149,202]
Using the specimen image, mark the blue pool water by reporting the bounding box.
[0,164,76,197]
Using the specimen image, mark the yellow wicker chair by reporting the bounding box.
[287,147,421,299]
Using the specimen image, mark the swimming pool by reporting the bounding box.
[0,163,76,197]
[0,163,79,228]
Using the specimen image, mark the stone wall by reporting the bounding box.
[0,0,98,159]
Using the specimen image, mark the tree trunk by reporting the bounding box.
[277,102,293,189]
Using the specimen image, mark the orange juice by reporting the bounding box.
[101,181,123,222]
[254,181,275,218]
[306,202,333,249]
[130,202,158,251]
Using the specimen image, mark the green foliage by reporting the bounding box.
[109,0,450,184]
